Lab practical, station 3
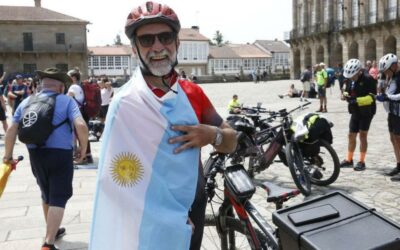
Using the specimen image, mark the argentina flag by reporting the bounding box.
[89,68,199,250]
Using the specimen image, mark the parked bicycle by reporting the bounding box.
[203,152,300,250]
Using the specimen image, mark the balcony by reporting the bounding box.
[0,43,86,54]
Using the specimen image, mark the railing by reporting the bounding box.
[0,43,86,53]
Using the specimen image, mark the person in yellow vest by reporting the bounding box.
[316,63,328,112]
[340,59,377,171]
[227,94,241,114]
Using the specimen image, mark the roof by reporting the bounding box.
[88,45,133,56]
[209,44,271,59]
[179,28,209,41]
[254,40,290,53]
[0,6,88,24]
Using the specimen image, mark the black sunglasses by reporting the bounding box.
[136,32,177,48]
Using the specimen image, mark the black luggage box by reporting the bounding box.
[272,191,400,250]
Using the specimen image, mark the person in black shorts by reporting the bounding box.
[3,68,89,250]
[340,59,377,171]
[377,53,400,181]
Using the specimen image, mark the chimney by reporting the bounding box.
[35,0,41,7]
[191,26,199,32]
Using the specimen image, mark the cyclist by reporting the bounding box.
[228,94,241,114]
[377,53,400,181]
[340,59,377,171]
[315,63,328,112]
[89,2,237,250]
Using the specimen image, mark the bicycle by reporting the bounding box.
[203,152,300,250]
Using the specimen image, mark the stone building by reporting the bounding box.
[288,0,400,79]
[254,39,290,73]
[0,1,89,78]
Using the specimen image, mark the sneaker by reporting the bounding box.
[86,155,94,164]
[88,134,98,142]
[390,175,400,181]
[385,167,400,176]
[310,169,323,180]
[354,162,366,171]
[41,243,59,250]
[55,227,65,240]
[340,159,353,168]
[278,95,284,99]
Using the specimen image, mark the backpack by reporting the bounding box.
[82,82,101,119]
[18,93,69,146]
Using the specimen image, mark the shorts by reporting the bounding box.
[317,85,326,97]
[303,81,311,92]
[0,104,5,121]
[349,113,374,133]
[28,148,74,208]
[99,105,109,119]
[388,113,400,135]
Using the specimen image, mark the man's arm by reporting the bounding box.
[3,122,18,163]
[73,116,89,162]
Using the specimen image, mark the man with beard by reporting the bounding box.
[89,2,237,250]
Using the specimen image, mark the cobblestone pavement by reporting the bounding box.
[1,80,399,249]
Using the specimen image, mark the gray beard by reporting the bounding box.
[139,50,177,77]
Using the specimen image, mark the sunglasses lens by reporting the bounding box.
[158,32,175,45]
[138,34,155,47]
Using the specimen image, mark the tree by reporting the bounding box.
[114,34,122,45]
[213,30,224,46]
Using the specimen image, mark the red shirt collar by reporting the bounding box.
[146,71,179,98]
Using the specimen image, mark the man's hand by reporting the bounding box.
[169,124,216,154]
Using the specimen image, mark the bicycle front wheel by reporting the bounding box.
[204,214,268,250]
[285,141,311,196]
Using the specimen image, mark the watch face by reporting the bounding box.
[215,129,223,146]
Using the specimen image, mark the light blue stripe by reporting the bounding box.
[138,84,199,250]
[88,79,133,248]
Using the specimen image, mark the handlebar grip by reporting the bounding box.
[17,156,24,161]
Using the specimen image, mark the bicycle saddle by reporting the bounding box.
[253,180,300,203]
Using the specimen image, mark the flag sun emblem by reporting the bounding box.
[110,153,144,187]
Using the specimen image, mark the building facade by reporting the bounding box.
[288,0,400,78]
[0,4,89,78]
[254,39,290,73]
[208,44,272,76]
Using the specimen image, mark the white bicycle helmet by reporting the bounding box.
[379,53,398,72]
[343,59,362,78]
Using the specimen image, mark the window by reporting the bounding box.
[337,1,344,29]
[108,56,114,69]
[23,33,33,51]
[93,56,99,69]
[56,33,65,45]
[115,56,122,69]
[352,0,359,27]
[369,0,377,24]
[100,56,107,69]
[56,64,68,72]
[388,0,397,20]
[23,64,36,73]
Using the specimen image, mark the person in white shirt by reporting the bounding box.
[99,79,114,123]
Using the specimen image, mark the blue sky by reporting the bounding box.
[2,0,293,46]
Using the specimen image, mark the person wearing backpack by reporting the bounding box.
[3,68,88,250]
[67,69,94,164]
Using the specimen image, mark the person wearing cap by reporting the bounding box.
[89,2,237,250]
[3,68,88,250]
[316,62,328,112]
[340,59,377,171]
[7,74,27,115]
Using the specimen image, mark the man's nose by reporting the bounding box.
[151,36,165,51]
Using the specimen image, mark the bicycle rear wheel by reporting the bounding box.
[204,214,268,250]
[285,141,311,196]
[306,139,340,186]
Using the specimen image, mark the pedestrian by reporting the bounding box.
[89,2,237,250]
[300,65,312,101]
[67,69,94,164]
[335,63,346,93]
[3,68,88,250]
[376,53,400,181]
[99,79,113,124]
[278,84,300,99]
[340,59,377,171]
[315,63,328,112]
[369,60,379,80]
[7,75,27,115]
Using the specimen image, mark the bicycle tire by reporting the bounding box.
[285,141,311,196]
[278,147,288,166]
[308,139,340,186]
[204,214,268,250]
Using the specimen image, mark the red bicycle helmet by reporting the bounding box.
[125,1,181,39]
